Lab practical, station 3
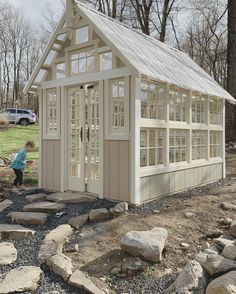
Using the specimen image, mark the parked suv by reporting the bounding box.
[0,108,37,126]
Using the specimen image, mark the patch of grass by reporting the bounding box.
[0,125,39,160]
[24,177,38,185]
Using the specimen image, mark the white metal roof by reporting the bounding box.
[76,2,235,103]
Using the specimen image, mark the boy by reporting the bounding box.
[11,140,34,192]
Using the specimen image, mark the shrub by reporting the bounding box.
[0,115,9,126]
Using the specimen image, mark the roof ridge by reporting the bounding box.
[75,0,186,56]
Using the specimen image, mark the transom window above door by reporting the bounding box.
[70,49,95,75]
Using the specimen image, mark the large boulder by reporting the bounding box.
[43,224,73,244]
[89,208,110,222]
[230,221,236,238]
[0,242,17,265]
[166,260,207,294]
[203,255,236,276]
[110,202,129,215]
[214,238,236,250]
[68,270,104,294]
[47,253,73,281]
[69,214,88,230]
[0,266,42,293]
[222,245,236,260]
[206,271,236,294]
[120,227,168,262]
[0,200,13,213]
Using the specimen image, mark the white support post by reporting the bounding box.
[165,83,170,168]
[131,76,141,205]
[222,99,226,178]
[60,86,66,192]
[188,91,192,164]
[38,88,43,189]
[207,95,210,161]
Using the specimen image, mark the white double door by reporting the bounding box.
[67,84,101,194]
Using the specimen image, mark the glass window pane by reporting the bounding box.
[75,26,89,44]
[100,52,112,71]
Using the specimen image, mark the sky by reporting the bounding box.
[8,0,64,23]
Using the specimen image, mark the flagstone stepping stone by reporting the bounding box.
[7,212,49,225]
[47,253,73,281]
[68,269,105,294]
[46,192,96,204]
[0,242,17,265]
[25,193,47,203]
[0,199,13,213]
[23,201,65,213]
[69,214,88,230]
[0,266,42,293]
[38,243,63,263]
[0,224,35,240]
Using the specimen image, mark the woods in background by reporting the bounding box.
[0,0,235,139]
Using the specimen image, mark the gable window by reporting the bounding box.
[192,130,207,160]
[111,80,125,129]
[210,98,222,125]
[210,131,221,158]
[75,26,89,44]
[169,88,188,122]
[192,94,206,124]
[99,52,112,71]
[141,81,165,120]
[44,88,60,139]
[140,129,164,167]
[70,50,95,75]
[169,129,187,163]
[56,63,65,79]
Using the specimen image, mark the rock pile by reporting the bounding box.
[166,216,236,293]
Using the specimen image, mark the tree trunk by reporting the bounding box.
[160,0,170,42]
[227,0,236,141]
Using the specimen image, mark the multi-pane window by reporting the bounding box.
[56,63,65,79]
[100,52,112,71]
[111,79,125,129]
[75,26,89,44]
[210,131,221,158]
[169,129,187,163]
[210,98,222,125]
[70,50,95,75]
[141,81,165,120]
[192,94,206,124]
[192,130,207,160]
[140,129,164,167]
[47,89,58,134]
[169,88,188,122]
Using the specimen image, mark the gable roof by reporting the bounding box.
[24,1,235,104]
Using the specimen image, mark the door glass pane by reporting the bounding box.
[69,91,81,178]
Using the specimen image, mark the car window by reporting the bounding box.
[9,109,16,113]
[17,110,23,114]
[22,110,30,114]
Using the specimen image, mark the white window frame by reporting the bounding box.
[169,87,188,122]
[99,51,113,71]
[105,76,130,140]
[192,94,207,124]
[140,128,165,168]
[210,98,223,125]
[141,80,166,121]
[169,129,188,164]
[70,48,96,76]
[210,130,222,158]
[43,87,60,140]
[192,130,207,161]
[75,25,89,45]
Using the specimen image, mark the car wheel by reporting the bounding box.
[20,119,29,126]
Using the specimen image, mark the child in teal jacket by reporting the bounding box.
[11,141,34,192]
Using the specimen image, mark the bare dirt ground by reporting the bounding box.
[66,153,236,293]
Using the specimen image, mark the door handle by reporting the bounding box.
[80,127,83,142]
[87,127,90,142]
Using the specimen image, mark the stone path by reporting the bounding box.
[0,189,115,293]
